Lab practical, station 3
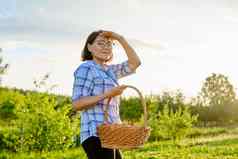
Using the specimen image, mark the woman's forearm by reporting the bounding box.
[72,85,127,111]
[72,94,106,111]
[117,36,141,70]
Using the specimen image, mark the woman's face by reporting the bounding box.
[88,35,113,62]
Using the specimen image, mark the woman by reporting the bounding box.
[72,30,141,159]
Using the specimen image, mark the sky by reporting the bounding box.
[1,0,238,99]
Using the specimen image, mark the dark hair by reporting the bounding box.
[81,30,103,61]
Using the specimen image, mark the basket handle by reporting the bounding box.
[103,85,148,127]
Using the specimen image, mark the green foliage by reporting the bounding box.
[200,73,236,106]
[120,97,143,123]
[191,97,238,126]
[0,86,79,152]
[13,93,79,152]
[160,105,198,141]
[147,99,162,141]
[149,103,198,143]
[2,128,238,159]
[146,91,198,142]
[0,90,25,120]
[154,90,186,114]
[230,100,238,122]
[0,70,238,154]
[0,127,19,151]
[198,73,237,124]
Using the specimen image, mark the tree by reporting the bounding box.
[200,73,236,106]
[190,96,210,126]
[200,73,236,124]
[155,90,186,114]
[0,48,9,85]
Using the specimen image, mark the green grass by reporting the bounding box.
[1,132,238,159]
[0,148,87,159]
[123,134,238,159]
[187,127,229,138]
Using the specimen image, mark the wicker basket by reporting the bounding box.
[97,85,151,150]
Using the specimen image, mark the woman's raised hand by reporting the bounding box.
[100,31,123,41]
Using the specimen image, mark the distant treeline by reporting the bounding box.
[0,73,237,152]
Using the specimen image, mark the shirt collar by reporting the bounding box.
[88,60,119,86]
[89,60,110,72]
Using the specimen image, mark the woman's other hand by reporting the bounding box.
[103,85,127,98]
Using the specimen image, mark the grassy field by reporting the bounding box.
[1,127,238,159]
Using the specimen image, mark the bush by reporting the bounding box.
[0,127,19,151]
[13,93,79,152]
[147,100,163,141]
[120,97,143,123]
[148,102,198,142]
[0,90,25,121]
[158,105,198,142]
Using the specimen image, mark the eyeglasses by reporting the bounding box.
[95,40,113,49]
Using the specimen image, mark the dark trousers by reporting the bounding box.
[82,136,122,159]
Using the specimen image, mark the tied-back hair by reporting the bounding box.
[81,30,113,62]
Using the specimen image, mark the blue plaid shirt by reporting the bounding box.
[72,60,134,144]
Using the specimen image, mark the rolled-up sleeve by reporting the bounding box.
[72,65,94,102]
[109,60,135,79]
